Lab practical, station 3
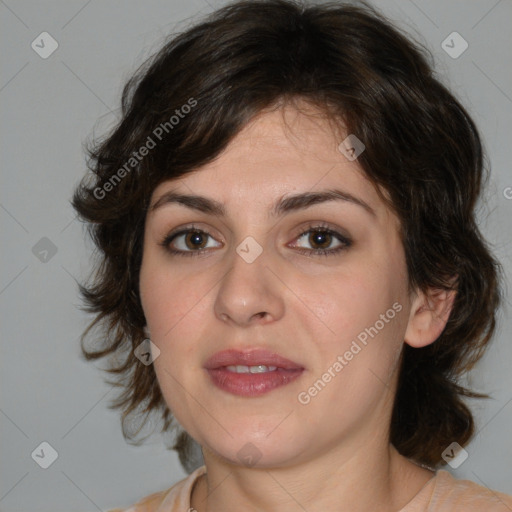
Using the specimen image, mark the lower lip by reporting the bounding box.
[206,367,304,397]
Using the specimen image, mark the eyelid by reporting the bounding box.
[159,223,222,251]
[288,221,352,252]
[291,221,350,241]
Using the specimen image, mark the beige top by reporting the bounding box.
[108,465,512,511]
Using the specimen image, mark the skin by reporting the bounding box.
[139,102,456,512]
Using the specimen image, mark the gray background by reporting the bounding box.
[1,0,511,510]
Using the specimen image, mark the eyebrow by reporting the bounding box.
[150,188,376,218]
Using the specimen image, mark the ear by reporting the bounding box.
[404,286,457,348]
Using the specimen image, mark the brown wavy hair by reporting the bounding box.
[71,0,502,473]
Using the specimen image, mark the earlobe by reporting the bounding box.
[404,287,457,348]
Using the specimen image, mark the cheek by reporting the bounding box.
[142,289,208,369]
[139,255,210,421]
[307,265,401,346]
[298,275,407,427]
[139,248,207,335]
[304,257,409,400]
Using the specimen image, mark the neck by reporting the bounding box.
[191,436,434,512]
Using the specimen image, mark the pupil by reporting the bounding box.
[187,231,205,249]
[311,231,330,249]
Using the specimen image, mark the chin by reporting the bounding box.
[199,427,309,469]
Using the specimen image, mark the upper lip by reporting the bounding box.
[204,349,304,370]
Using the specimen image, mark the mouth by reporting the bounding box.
[204,348,305,397]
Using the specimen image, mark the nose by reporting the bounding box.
[213,243,285,327]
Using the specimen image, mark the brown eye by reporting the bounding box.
[183,231,208,250]
[307,230,333,250]
[159,226,222,257]
[291,225,352,257]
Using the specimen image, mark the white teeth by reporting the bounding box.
[226,365,278,373]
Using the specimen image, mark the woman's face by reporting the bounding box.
[139,104,415,468]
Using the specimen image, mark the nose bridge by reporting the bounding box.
[213,235,284,325]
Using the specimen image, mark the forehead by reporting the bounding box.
[149,105,395,226]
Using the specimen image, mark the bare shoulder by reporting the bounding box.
[106,466,205,511]
[432,470,512,511]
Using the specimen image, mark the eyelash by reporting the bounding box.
[159,222,352,258]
